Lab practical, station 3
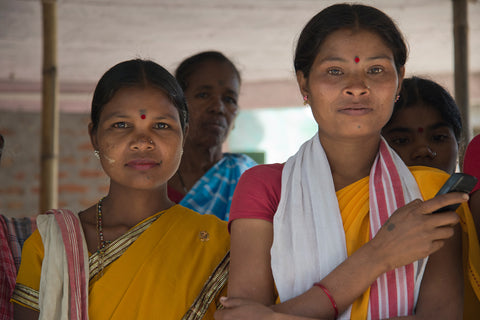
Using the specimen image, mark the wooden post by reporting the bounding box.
[453,0,470,162]
[40,0,59,212]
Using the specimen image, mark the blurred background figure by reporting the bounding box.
[0,132,14,320]
[464,134,480,237]
[382,76,462,174]
[462,134,480,319]
[0,134,3,160]
[0,134,36,319]
[168,51,256,221]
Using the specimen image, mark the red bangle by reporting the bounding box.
[314,282,338,319]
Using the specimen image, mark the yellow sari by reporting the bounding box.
[337,166,480,318]
[12,205,230,319]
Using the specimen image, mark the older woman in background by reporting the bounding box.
[168,51,256,221]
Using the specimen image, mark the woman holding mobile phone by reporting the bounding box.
[216,3,480,319]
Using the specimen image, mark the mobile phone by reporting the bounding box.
[432,173,478,213]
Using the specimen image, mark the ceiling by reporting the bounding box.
[0,0,479,111]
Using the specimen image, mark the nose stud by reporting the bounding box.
[427,146,437,159]
[138,136,154,145]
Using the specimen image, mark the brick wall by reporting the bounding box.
[0,111,109,218]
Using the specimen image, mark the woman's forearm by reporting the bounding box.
[271,241,386,318]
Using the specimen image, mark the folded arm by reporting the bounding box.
[219,193,465,320]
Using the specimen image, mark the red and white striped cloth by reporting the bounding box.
[0,214,37,320]
[369,140,427,319]
[0,217,16,320]
[37,209,89,320]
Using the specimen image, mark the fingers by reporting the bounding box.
[391,197,460,229]
[435,224,456,238]
[425,225,458,255]
[373,195,462,270]
[219,297,232,308]
[219,297,249,308]
[215,297,272,320]
[418,192,469,215]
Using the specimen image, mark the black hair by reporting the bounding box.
[175,51,241,91]
[294,3,407,78]
[386,76,462,141]
[90,59,188,133]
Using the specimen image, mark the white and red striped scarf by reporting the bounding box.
[368,141,427,319]
[37,209,89,320]
[271,133,426,319]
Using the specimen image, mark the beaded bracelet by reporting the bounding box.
[314,282,338,319]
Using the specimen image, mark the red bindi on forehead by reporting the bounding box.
[140,109,146,119]
[417,127,424,133]
[354,56,360,63]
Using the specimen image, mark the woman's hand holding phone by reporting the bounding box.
[371,186,470,273]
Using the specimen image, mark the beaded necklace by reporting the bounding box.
[96,197,111,275]
[177,170,188,193]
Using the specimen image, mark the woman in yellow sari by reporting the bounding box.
[12,59,230,319]
[216,3,480,320]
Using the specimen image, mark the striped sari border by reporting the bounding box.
[89,213,162,280]
[11,283,39,311]
[182,251,230,320]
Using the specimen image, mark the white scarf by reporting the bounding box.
[37,209,89,320]
[271,133,427,319]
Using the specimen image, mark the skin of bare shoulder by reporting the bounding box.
[413,224,463,318]
[228,219,276,305]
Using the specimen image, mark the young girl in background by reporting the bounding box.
[383,76,462,174]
